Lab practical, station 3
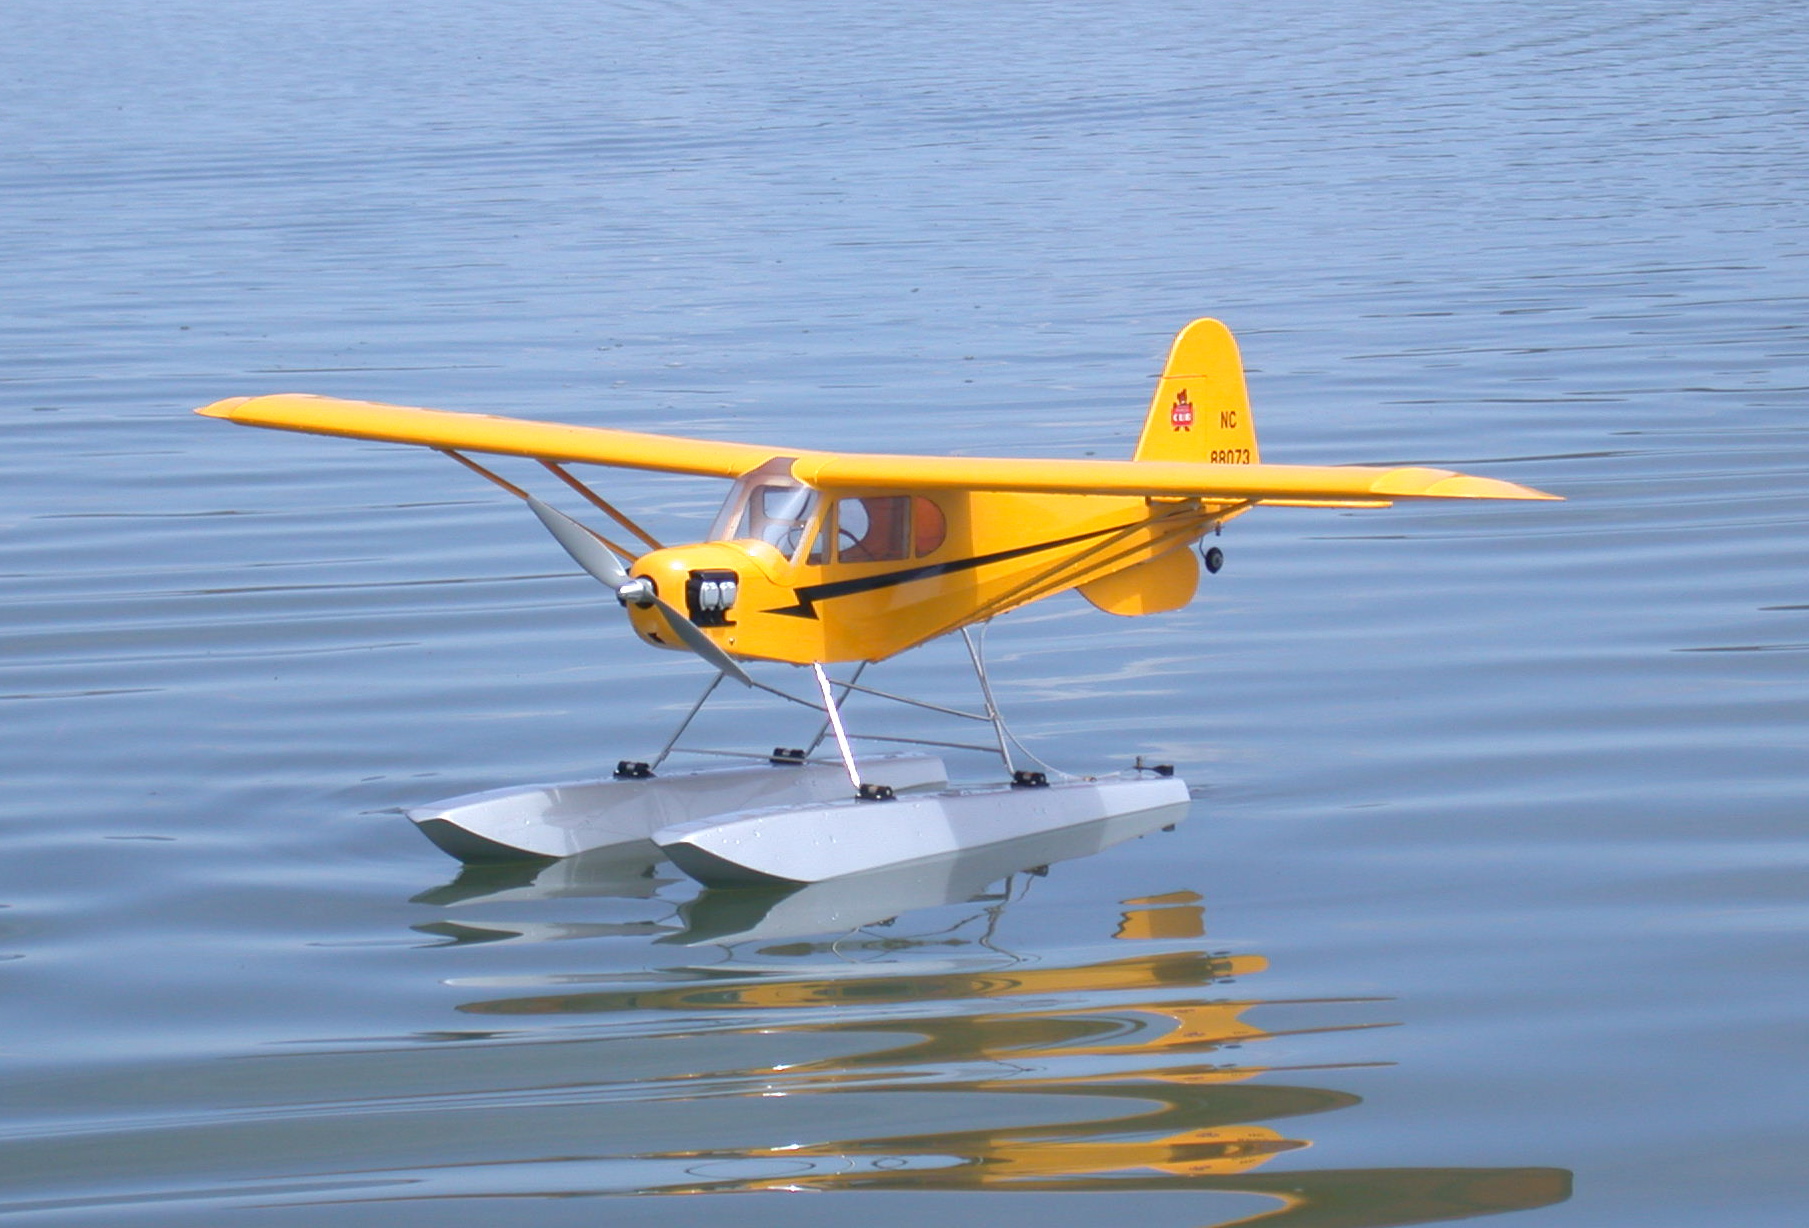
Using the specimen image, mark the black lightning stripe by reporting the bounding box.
[763,522,1138,619]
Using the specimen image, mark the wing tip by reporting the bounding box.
[1434,475,1564,501]
[1372,468,1562,501]
[195,396,252,420]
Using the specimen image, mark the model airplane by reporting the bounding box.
[199,319,1556,885]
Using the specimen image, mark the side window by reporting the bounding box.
[820,495,948,563]
[835,496,911,563]
[912,496,946,557]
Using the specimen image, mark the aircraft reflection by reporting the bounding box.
[411,841,676,908]
[432,893,1566,1225]
[404,826,1568,1226]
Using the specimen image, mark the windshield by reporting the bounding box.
[708,459,821,556]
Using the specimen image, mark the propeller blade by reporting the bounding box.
[527,496,751,687]
[650,596,754,688]
[527,496,632,590]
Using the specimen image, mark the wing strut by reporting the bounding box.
[540,460,664,551]
[439,449,643,562]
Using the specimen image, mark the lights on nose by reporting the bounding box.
[685,569,740,627]
[696,578,735,609]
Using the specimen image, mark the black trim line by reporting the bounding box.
[762,522,1137,618]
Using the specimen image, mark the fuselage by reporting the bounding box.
[623,466,1242,664]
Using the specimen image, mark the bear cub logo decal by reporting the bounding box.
[1169,389,1194,431]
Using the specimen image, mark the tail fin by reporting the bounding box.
[1134,319,1260,466]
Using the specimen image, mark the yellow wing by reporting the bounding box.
[790,452,1556,505]
[196,393,1557,504]
[195,394,784,479]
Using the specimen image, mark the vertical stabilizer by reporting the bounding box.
[1134,319,1260,466]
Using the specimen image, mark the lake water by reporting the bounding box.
[3,2,1806,1224]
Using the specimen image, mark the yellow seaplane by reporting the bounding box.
[199,319,1556,885]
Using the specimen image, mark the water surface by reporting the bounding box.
[3,3,1806,1224]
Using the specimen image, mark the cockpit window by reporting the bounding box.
[709,459,820,556]
[817,495,948,564]
[712,467,947,568]
[736,483,818,553]
[912,495,947,556]
[836,496,911,563]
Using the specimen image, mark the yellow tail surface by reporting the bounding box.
[1083,319,1257,618]
[1133,318,1260,466]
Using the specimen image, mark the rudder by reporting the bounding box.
[1133,318,1260,466]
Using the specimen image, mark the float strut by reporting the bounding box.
[650,673,724,770]
[812,662,876,799]
[961,626,1016,775]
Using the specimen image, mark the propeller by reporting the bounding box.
[527,496,753,688]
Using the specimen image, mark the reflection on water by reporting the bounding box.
[0,810,1572,1224]
[378,874,1567,1225]
[413,843,678,907]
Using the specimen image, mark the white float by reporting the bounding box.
[669,797,1189,943]
[654,773,1190,887]
[407,753,948,862]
